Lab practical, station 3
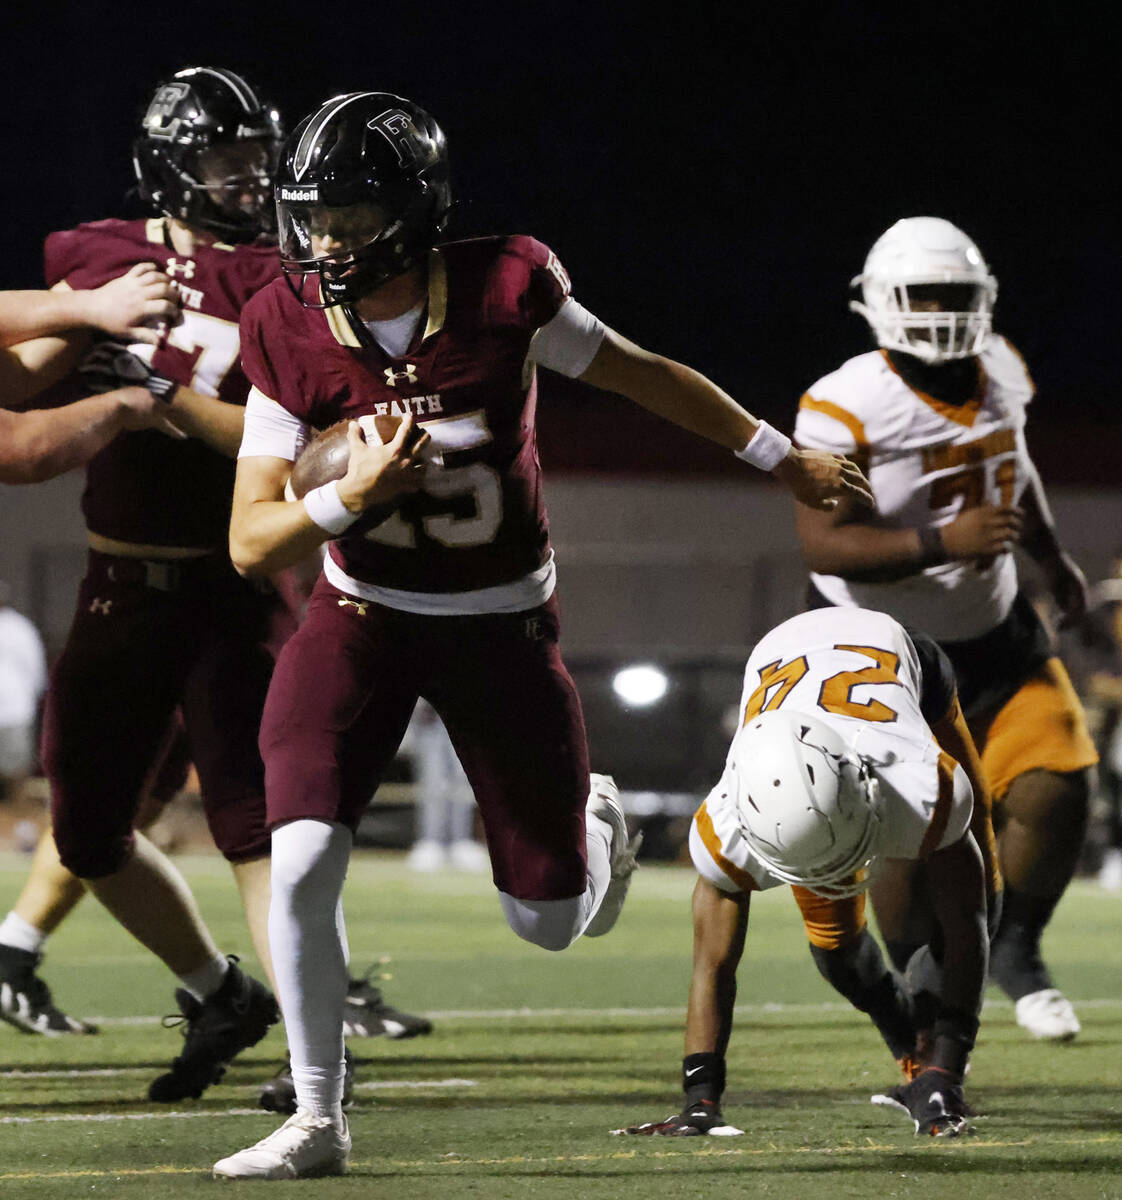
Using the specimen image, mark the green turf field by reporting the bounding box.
[0,850,1119,1198]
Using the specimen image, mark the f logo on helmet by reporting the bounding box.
[368,110,418,166]
[145,83,191,137]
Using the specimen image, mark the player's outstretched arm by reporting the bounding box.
[614,879,748,1137]
[578,329,872,511]
[0,387,185,485]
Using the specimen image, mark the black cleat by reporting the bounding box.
[259,1045,356,1115]
[343,967,433,1039]
[148,956,279,1102]
[0,945,98,1035]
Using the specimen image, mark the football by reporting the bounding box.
[286,414,420,501]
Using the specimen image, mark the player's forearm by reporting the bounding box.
[684,880,746,1058]
[929,837,988,1024]
[0,394,131,484]
[165,387,246,457]
[798,514,930,581]
[229,498,330,577]
[684,967,737,1058]
[580,331,758,451]
[0,289,108,347]
[1,329,93,407]
[625,355,758,450]
[1017,471,1064,565]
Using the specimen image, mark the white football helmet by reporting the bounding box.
[850,216,998,363]
[727,710,882,898]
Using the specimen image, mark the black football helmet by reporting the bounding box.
[133,67,284,242]
[275,92,452,307]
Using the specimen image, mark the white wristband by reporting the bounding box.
[735,421,793,472]
[303,482,359,536]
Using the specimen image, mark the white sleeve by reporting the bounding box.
[237,386,310,462]
[794,397,860,454]
[528,297,606,378]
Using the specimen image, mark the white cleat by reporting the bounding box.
[1015,988,1081,1041]
[584,773,643,938]
[213,1110,350,1180]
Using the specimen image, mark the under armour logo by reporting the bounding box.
[89,598,113,615]
[523,616,544,641]
[383,364,418,387]
[165,257,196,279]
[338,597,369,616]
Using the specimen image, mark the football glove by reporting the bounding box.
[611,1099,744,1137]
[79,342,177,403]
[871,1067,971,1137]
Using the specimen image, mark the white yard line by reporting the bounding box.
[0,1078,478,1119]
[74,995,1122,1026]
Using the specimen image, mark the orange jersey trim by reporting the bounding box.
[694,801,759,893]
[799,394,868,447]
[880,349,988,428]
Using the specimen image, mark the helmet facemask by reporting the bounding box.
[851,278,996,364]
[850,217,998,364]
[274,93,452,309]
[277,184,438,307]
[132,68,284,243]
[177,138,278,240]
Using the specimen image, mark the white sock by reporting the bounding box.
[0,912,47,954]
[499,818,611,951]
[270,819,353,1124]
[178,953,230,1002]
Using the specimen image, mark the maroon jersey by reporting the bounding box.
[239,235,572,594]
[44,217,279,547]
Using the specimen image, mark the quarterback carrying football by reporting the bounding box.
[0,68,432,1106]
[215,89,871,1179]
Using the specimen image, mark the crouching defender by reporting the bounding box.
[616,606,1001,1139]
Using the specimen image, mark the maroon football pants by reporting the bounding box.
[43,550,275,877]
[260,576,591,901]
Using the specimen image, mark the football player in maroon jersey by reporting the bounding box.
[1,266,183,480]
[0,68,433,1101]
[0,67,286,1096]
[214,91,873,1179]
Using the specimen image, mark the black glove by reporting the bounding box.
[872,1067,971,1137]
[612,1099,743,1137]
[79,342,177,403]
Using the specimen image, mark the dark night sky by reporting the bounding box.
[4,4,1118,480]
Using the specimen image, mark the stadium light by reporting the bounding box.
[611,663,669,708]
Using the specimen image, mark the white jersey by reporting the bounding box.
[689,608,972,895]
[794,337,1035,640]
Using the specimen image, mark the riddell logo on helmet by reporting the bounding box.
[279,186,319,202]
